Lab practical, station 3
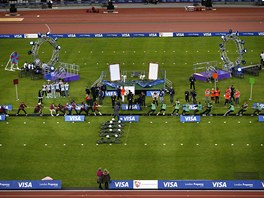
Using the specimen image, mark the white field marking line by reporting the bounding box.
[45,24,51,33]
[124,121,132,144]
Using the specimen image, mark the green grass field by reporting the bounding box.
[0,36,264,187]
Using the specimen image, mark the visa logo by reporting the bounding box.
[68,34,76,38]
[95,34,103,37]
[176,33,184,37]
[14,34,22,38]
[185,116,197,121]
[122,33,130,37]
[114,182,129,188]
[69,116,81,121]
[203,33,212,36]
[123,116,135,121]
[163,182,178,188]
[261,182,264,188]
[18,182,32,188]
[258,32,264,36]
[149,33,157,37]
[105,91,117,96]
[212,182,227,188]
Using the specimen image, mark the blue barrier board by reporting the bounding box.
[119,115,139,122]
[64,115,85,122]
[0,114,6,121]
[180,115,200,123]
[109,180,264,190]
[0,180,61,190]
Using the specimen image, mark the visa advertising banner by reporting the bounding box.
[0,180,61,190]
[110,180,264,190]
[64,115,85,122]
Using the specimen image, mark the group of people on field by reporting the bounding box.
[97,168,111,189]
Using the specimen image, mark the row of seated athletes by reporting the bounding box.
[147,100,263,116]
[38,81,70,102]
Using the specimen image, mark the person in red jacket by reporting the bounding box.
[16,102,27,116]
[93,101,102,116]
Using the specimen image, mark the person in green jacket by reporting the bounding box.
[182,103,190,115]
[157,102,167,116]
[171,99,180,116]
[224,103,235,116]
[147,101,157,115]
[193,102,202,115]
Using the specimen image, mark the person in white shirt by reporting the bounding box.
[260,51,264,66]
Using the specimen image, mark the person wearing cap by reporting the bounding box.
[102,169,111,189]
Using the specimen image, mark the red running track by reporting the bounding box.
[0,7,263,34]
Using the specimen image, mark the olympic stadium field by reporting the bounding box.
[0,36,264,187]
